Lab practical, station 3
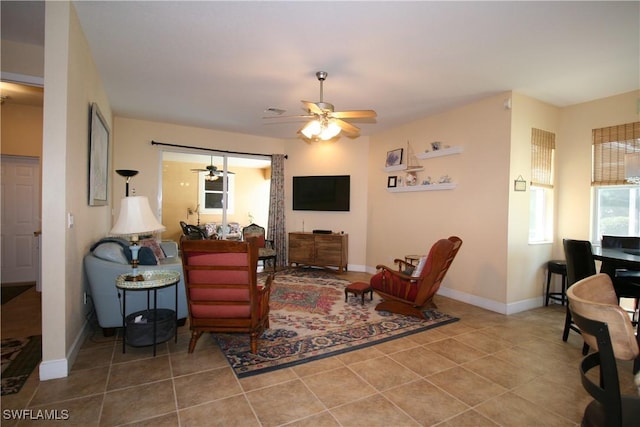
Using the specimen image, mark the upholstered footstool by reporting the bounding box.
[345,282,373,305]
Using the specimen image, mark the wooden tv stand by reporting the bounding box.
[288,232,348,273]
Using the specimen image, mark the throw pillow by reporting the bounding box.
[92,242,129,264]
[402,265,415,276]
[411,256,427,278]
[90,237,158,265]
[140,238,166,260]
[136,246,158,265]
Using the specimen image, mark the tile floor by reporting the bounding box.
[1,272,638,426]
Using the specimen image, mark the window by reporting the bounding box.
[593,186,640,239]
[529,128,555,243]
[199,174,235,214]
[592,122,640,242]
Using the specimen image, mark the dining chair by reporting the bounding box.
[242,223,277,273]
[601,235,640,325]
[562,239,596,354]
[179,221,207,240]
[566,273,640,427]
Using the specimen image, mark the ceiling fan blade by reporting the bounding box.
[301,100,323,115]
[331,110,377,119]
[334,119,360,135]
[190,168,208,172]
[262,114,314,120]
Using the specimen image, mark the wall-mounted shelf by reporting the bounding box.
[416,145,463,160]
[387,183,456,192]
[383,164,424,173]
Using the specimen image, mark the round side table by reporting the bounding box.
[116,270,180,356]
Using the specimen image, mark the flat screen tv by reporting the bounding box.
[293,175,350,211]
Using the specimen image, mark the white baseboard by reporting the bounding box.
[347,264,367,273]
[438,286,543,315]
[39,318,92,380]
[39,358,68,381]
[355,266,545,315]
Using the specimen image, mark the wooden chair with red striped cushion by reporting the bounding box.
[180,237,273,353]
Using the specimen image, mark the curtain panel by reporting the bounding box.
[267,154,286,268]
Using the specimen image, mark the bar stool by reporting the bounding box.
[545,260,567,306]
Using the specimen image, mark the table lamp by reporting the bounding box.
[110,196,166,281]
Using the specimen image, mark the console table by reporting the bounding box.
[116,270,180,356]
[288,232,348,273]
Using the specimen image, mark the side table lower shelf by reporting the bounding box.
[116,270,180,356]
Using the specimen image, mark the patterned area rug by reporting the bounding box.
[215,270,459,377]
[1,335,42,395]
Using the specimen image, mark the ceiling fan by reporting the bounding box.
[264,71,377,140]
[190,156,232,181]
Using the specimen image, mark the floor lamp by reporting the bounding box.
[116,169,139,197]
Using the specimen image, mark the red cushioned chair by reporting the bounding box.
[180,237,273,353]
[370,236,462,319]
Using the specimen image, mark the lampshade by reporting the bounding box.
[301,120,322,139]
[300,118,341,141]
[319,120,341,140]
[625,153,640,185]
[110,196,165,237]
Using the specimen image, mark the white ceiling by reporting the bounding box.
[2,1,639,140]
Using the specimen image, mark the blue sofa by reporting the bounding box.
[83,239,188,335]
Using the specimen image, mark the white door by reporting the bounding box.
[1,156,41,284]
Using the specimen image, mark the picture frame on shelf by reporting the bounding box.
[385,148,403,167]
[387,176,398,188]
[88,103,109,206]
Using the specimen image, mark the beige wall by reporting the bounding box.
[367,93,512,309]
[507,93,560,311]
[284,137,371,270]
[112,117,285,230]
[40,1,112,379]
[555,90,640,251]
[1,102,43,157]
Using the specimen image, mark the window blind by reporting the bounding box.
[531,128,555,188]
[592,122,640,186]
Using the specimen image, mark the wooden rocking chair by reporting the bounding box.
[370,236,462,319]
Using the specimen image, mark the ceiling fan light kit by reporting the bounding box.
[265,71,377,141]
[190,155,224,181]
[300,118,341,141]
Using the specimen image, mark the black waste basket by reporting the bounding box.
[125,309,175,347]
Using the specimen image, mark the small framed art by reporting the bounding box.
[514,175,527,192]
[387,176,398,188]
[385,148,403,167]
[88,103,110,206]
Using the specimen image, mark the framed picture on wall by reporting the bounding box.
[88,103,109,206]
[385,148,403,167]
[387,176,398,188]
